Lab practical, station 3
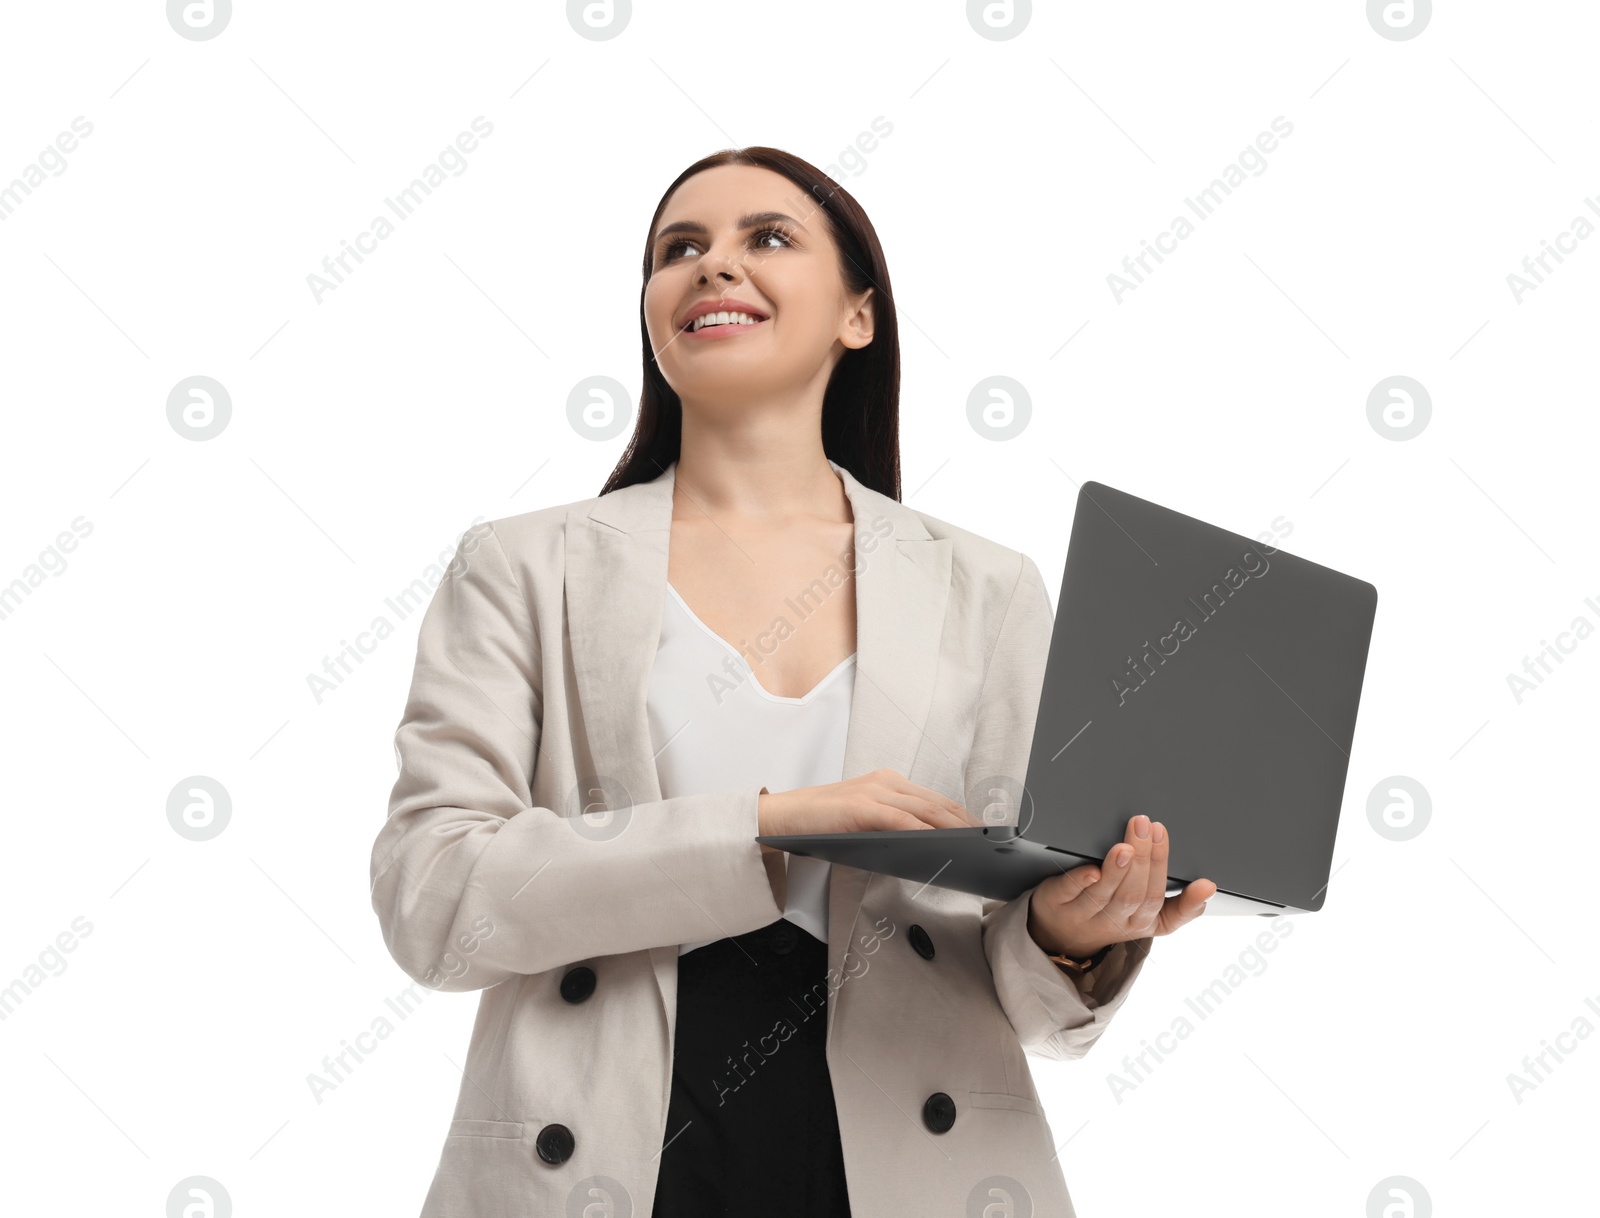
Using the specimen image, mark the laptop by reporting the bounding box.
[756,481,1378,917]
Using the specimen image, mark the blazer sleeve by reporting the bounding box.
[369,523,787,993]
[972,550,1155,1061]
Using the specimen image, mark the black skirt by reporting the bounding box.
[651,917,853,1217]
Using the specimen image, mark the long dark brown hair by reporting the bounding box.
[599,147,902,501]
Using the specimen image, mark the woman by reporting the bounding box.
[370,147,1217,1217]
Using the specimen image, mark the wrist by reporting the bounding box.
[1046,940,1114,976]
[1039,935,1112,961]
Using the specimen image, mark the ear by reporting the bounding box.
[839,287,875,350]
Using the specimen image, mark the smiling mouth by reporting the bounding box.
[681,312,770,334]
[680,324,769,346]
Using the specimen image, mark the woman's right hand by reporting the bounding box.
[757,768,976,850]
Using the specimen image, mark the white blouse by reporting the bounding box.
[646,582,855,955]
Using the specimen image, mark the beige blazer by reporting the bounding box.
[370,457,1153,1217]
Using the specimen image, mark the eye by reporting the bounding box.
[660,237,699,262]
[658,226,796,264]
[750,225,795,252]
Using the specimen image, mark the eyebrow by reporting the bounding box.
[653,211,806,248]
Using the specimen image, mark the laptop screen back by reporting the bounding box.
[1020,482,1378,911]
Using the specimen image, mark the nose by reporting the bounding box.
[693,236,747,284]
[698,258,741,285]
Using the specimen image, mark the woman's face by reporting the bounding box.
[643,164,874,412]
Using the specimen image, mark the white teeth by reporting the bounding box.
[690,310,763,331]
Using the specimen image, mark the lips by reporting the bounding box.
[685,315,766,334]
[678,298,770,330]
[681,315,769,340]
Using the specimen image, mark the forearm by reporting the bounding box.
[372,784,784,988]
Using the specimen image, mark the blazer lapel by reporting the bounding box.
[564,456,953,1030]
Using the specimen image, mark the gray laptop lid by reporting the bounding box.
[1019,482,1378,912]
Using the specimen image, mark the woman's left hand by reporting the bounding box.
[1026,813,1217,960]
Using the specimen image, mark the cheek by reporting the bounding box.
[642,284,677,344]
[758,276,819,331]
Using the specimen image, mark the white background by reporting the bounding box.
[2,1,1594,1215]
